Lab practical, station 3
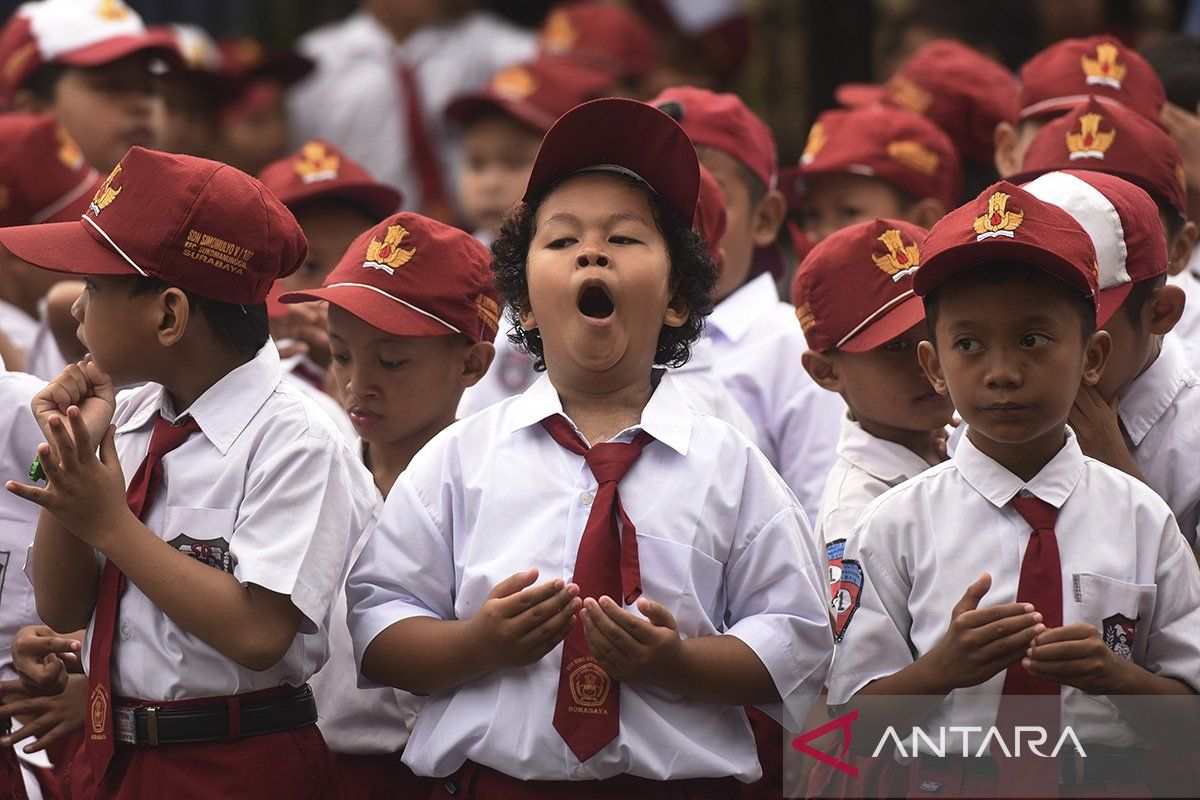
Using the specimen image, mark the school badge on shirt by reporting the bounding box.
[831,559,863,642]
[168,534,235,573]
[1101,613,1138,660]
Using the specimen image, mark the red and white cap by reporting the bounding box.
[278,212,500,344]
[537,2,657,82]
[0,0,180,107]
[915,180,1099,307]
[791,218,929,352]
[1021,170,1167,325]
[0,113,100,227]
[446,57,618,134]
[258,141,403,221]
[0,146,307,305]
[1016,36,1165,122]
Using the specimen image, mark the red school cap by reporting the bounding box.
[694,163,726,266]
[538,2,658,82]
[650,85,778,191]
[1012,97,1187,219]
[791,218,929,353]
[1022,170,1167,326]
[278,212,500,344]
[914,180,1099,306]
[1016,36,1165,122]
[837,39,1017,165]
[0,146,306,305]
[445,57,618,134]
[0,0,181,108]
[524,97,699,224]
[258,141,403,221]
[0,114,100,227]
[797,106,963,209]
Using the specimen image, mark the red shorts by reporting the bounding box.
[0,745,28,800]
[428,761,740,800]
[332,752,436,799]
[64,724,338,800]
[739,706,781,800]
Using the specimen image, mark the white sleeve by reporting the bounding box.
[1144,510,1200,690]
[772,381,846,527]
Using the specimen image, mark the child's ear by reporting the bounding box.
[992,120,1021,178]
[1081,329,1112,387]
[917,339,950,396]
[801,349,843,392]
[157,288,191,346]
[907,197,947,230]
[461,341,496,388]
[750,189,787,247]
[518,302,537,333]
[1147,283,1187,336]
[662,291,688,328]
[1168,221,1198,276]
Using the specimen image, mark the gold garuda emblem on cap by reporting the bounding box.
[294,142,340,184]
[540,9,579,54]
[89,164,122,216]
[887,76,933,115]
[973,192,1024,240]
[887,140,939,176]
[490,66,536,100]
[1082,42,1127,89]
[96,0,130,21]
[363,225,415,275]
[1066,113,1115,160]
[800,122,827,165]
[56,126,84,171]
[872,228,921,281]
[475,294,500,330]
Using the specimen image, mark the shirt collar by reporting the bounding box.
[707,273,780,344]
[837,415,933,484]
[953,425,1084,510]
[506,370,693,455]
[1117,336,1191,446]
[117,342,284,455]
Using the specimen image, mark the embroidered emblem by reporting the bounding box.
[96,0,130,21]
[363,225,416,275]
[294,141,340,184]
[887,140,939,176]
[56,126,85,171]
[831,559,864,642]
[800,122,827,165]
[1065,112,1115,160]
[825,538,846,593]
[475,294,500,331]
[795,303,816,332]
[490,65,537,100]
[972,191,1023,240]
[540,9,579,53]
[567,658,610,711]
[167,534,235,574]
[887,76,933,115]
[89,164,123,216]
[1102,613,1138,660]
[89,683,110,739]
[871,228,921,281]
[1081,42,1127,89]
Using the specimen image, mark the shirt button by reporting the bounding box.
[574,766,590,779]
[579,491,594,506]
[120,622,132,641]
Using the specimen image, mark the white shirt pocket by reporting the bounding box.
[1072,572,1157,664]
[162,507,239,575]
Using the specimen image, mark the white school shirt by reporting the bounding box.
[814,415,934,574]
[347,371,833,781]
[0,299,39,358]
[81,342,377,700]
[288,10,535,211]
[1119,336,1200,549]
[827,427,1200,752]
[311,478,422,755]
[707,273,846,525]
[1168,267,1200,345]
[0,370,49,682]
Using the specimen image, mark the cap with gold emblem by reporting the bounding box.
[536,1,657,83]
[0,113,100,227]
[0,146,306,305]
[258,140,403,221]
[791,218,930,352]
[446,57,617,134]
[1015,37,1165,122]
[279,212,500,343]
[915,180,1099,304]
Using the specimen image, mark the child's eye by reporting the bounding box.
[840,206,864,221]
[547,238,575,249]
[380,359,408,370]
[330,353,350,365]
[953,337,982,353]
[609,235,640,245]
[1020,333,1051,348]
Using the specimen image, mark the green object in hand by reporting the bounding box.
[29,455,45,483]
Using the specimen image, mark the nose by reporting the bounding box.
[344,363,378,401]
[71,290,86,324]
[982,346,1023,389]
[576,248,609,268]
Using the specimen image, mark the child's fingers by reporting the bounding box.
[1022,657,1092,681]
[957,602,1035,630]
[46,416,77,467]
[1027,638,1099,662]
[637,598,677,631]
[0,679,26,697]
[497,578,563,616]
[82,361,115,405]
[523,597,580,652]
[98,425,118,466]
[66,407,94,459]
[975,622,1045,664]
[486,568,539,601]
[951,573,991,617]
[1030,623,1097,646]
[15,635,79,660]
[597,596,654,644]
[23,721,73,754]
[513,584,578,635]
[5,480,51,508]
[35,443,63,483]
[583,598,636,657]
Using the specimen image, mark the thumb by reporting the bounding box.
[98,425,118,465]
[84,359,115,406]
[952,572,991,617]
[637,597,677,630]
[488,568,538,599]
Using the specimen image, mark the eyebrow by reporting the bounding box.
[945,314,1063,333]
[542,211,651,228]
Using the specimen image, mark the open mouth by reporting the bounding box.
[577,284,615,320]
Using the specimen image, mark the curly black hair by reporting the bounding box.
[491,171,717,371]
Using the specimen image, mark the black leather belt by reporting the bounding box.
[921,744,1146,785]
[113,684,317,746]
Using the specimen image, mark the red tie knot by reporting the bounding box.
[584,441,644,485]
[146,415,201,459]
[1011,494,1059,532]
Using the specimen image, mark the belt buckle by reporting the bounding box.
[114,708,137,744]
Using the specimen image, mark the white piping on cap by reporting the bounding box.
[324,282,462,333]
[80,215,150,277]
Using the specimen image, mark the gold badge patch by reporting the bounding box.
[1065,113,1115,160]
[475,294,500,331]
[56,126,84,171]
[871,228,921,281]
[887,76,933,115]
[540,9,579,54]
[89,683,110,739]
[363,225,416,275]
[800,122,827,165]
[796,303,816,332]
[973,192,1024,240]
[294,142,340,184]
[96,0,130,21]
[490,66,537,100]
[1081,42,1127,90]
[89,165,122,216]
[567,658,611,711]
[887,140,939,176]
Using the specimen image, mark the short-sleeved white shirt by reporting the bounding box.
[0,300,39,358]
[348,371,833,781]
[708,273,847,524]
[83,342,377,700]
[1169,266,1200,345]
[1119,336,1200,549]
[827,427,1200,751]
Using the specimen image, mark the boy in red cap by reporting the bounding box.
[0,147,377,799]
[796,106,962,243]
[280,213,498,799]
[829,180,1200,798]
[536,1,658,98]
[995,36,1166,178]
[0,0,180,172]
[346,98,833,798]
[650,85,846,526]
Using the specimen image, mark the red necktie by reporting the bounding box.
[540,415,653,762]
[995,494,1063,798]
[85,415,201,779]
[396,61,453,223]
